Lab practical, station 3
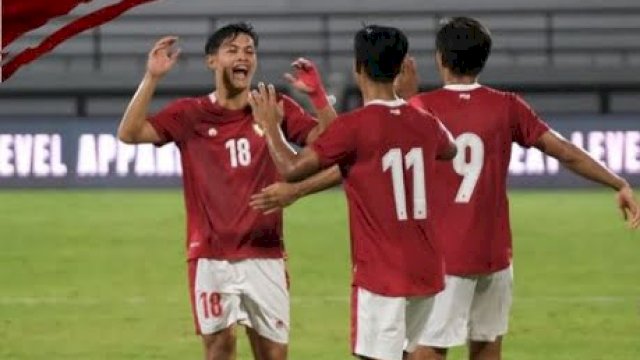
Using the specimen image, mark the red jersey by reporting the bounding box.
[149,94,317,260]
[409,84,550,275]
[311,99,453,297]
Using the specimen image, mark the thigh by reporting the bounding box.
[404,296,435,353]
[190,259,243,336]
[419,275,477,348]
[240,258,290,345]
[352,287,406,360]
[469,265,513,342]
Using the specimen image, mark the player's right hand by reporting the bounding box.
[616,184,640,229]
[249,182,300,214]
[146,36,181,79]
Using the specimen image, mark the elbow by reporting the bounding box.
[117,129,135,144]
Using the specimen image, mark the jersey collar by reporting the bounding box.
[443,83,482,91]
[364,98,407,107]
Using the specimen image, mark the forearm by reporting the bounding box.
[314,103,338,128]
[291,165,342,197]
[118,73,159,142]
[553,141,628,190]
[264,124,308,181]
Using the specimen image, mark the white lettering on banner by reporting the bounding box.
[98,134,117,176]
[14,135,33,176]
[509,130,640,176]
[0,134,67,178]
[77,134,98,176]
[0,135,15,176]
[116,141,136,177]
[605,132,625,173]
[626,132,640,174]
[76,134,182,177]
[588,131,606,165]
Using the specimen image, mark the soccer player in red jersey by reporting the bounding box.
[116,23,339,360]
[247,25,457,360]
[392,17,640,360]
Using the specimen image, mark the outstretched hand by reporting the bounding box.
[248,83,284,129]
[250,182,300,214]
[284,57,329,109]
[616,185,640,229]
[146,36,181,79]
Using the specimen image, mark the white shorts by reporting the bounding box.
[352,287,435,360]
[188,258,290,344]
[419,265,513,348]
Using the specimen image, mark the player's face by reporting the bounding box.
[207,34,257,93]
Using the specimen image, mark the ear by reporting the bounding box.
[205,53,217,71]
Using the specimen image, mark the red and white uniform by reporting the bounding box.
[409,84,550,346]
[149,93,317,342]
[311,99,453,360]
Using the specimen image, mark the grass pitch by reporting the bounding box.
[0,189,638,359]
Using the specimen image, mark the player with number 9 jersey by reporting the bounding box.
[409,86,549,276]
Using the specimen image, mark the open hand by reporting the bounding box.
[250,182,300,214]
[248,83,284,129]
[146,36,181,79]
[617,185,640,229]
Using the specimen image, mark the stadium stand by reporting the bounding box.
[1,0,640,116]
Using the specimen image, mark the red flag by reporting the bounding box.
[1,0,158,81]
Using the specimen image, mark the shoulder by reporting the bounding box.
[279,94,305,112]
[164,97,206,113]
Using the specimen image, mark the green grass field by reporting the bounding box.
[1,190,639,359]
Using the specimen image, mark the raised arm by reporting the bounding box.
[117,36,181,144]
[284,58,338,142]
[535,130,640,229]
[249,83,323,182]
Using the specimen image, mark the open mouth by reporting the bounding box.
[232,65,249,80]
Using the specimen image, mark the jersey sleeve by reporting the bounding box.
[433,117,455,158]
[281,95,318,146]
[310,114,357,169]
[148,98,196,144]
[510,94,550,148]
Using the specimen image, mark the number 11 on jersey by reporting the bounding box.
[382,148,427,221]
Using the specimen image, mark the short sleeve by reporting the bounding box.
[510,94,550,148]
[148,98,196,144]
[310,115,357,169]
[433,117,455,158]
[281,95,318,146]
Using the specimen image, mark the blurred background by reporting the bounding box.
[0,0,639,188]
[1,1,639,359]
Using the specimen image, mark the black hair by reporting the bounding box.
[204,22,259,54]
[436,17,492,76]
[354,25,408,83]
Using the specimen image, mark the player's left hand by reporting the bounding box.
[616,184,640,229]
[250,182,300,214]
[284,58,329,109]
[248,82,284,129]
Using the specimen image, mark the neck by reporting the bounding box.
[214,79,249,110]
[442,71,478,86]
[360,81,397,104]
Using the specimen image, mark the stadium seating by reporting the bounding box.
[2,0,640,116]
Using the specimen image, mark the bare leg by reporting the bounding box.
[201,326,237,360]
[245,326,287,360]
[468,337,502,360]
[408,345,448,360]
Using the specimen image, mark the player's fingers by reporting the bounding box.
[169,48,182,63]
[263,207,280,215]
[619,204,629,221]
[267,84,277,105]
[151,36,178,53]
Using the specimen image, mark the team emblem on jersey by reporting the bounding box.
[253,123,265,137]
[208,127,218,137]
[390,109,401,115]
[459,93,471,100]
